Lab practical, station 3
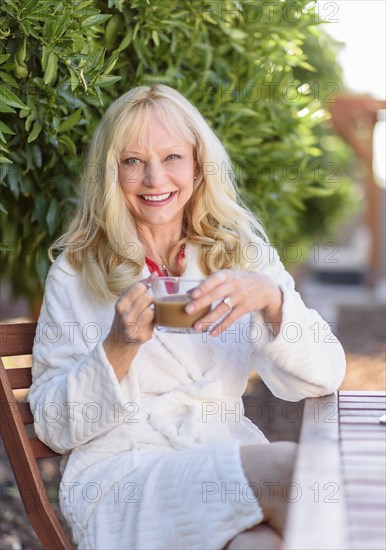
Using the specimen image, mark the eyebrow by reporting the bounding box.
[121,145,186,155]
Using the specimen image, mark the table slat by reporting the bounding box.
[339,409,385,417]
[340,424,385,432]
[339,391,386,397]
[340,430,385,440]
[340,396,386,404]
[343,470,386,483]
[342,454,385,467]
[339,416,384,424]
[339,402,386,410]
[341,440,386,454]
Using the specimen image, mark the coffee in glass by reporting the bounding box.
[151,277,210,333]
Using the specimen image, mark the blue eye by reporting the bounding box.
[166,154,181,161]
[122,157,140,165]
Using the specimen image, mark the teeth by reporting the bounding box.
[141,193,172,202]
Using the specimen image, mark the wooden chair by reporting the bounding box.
[0,322,73,550]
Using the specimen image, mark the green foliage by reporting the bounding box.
[1,0,355,304]
[291,24,357,248]
[1,0,119,299]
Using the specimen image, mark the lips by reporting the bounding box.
[138,192,176,205]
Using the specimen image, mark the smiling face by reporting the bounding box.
[118,109,196,235]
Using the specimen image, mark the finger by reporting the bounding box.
[208,307,243,336]
[193,301,235,324]
[186,281,236,315]
[117,284,153,320]
[118,281,148,307]
[190,270,230,298]
[136,298,155,322]
[186,270,237,313]
[193,298,237,330]
[119,298,154,341]
[131,303,156,341]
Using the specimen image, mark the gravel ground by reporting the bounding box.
[1,303,385,549]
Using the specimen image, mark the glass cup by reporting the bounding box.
[151,277,211,333]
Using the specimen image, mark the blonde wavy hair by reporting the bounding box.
[51,84,268,302]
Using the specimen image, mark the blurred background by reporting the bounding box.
[0,2,385,547]
[297,0,385,391]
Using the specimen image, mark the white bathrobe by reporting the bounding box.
[29,239,346,549]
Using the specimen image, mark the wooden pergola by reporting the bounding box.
[329,94,386,285]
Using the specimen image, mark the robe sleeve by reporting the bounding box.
[28,259,142,454]
[247,238,346,402]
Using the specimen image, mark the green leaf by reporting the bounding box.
[0,54,11,64]
[69,68,79,91]
[19,108,30,118]
[0,154,13,164]
[32,195,48,222]
[152,30,160,47]
[32,144,42,168]
[6,164,19,197]
[44,52,58,85]
[75,0,96,10]
[102,51,119,75]
[57,108,82,132]
[27,120,43,143]
[0,121,15,135]
[26,12,57,22]
[36,254,50,286]
[82,14,112,28]
[0,85,29,109]
[25,109,38,132]
[20,0,39,13]
[58,134,76,155]
[117,27,133,51]
[0,70,18,86]
[133,22,140,41]
[299,61,316,72]
[52,11,71,40]
[41,46,49,71]
[0,103,16,114]
[46,199,59,235]
[305,186,335,197]
[95,75,121,88]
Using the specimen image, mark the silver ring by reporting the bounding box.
[222,296,233,310]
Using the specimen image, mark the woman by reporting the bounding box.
[29,84,346,550]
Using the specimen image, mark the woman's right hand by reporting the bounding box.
[103,278,155,380]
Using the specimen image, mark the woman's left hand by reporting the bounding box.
[185,270,283,337]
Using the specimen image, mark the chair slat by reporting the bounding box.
[14,402,60,456]
[17,401,34,425]
[8,367,32,389]
[30,437,61,459]
[0,322,37,356]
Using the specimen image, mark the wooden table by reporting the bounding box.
[284,390,386,550]
[339,390,386,550]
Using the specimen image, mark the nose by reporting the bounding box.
[143,161,167,188]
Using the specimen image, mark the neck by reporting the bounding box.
[137,223,183,264]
